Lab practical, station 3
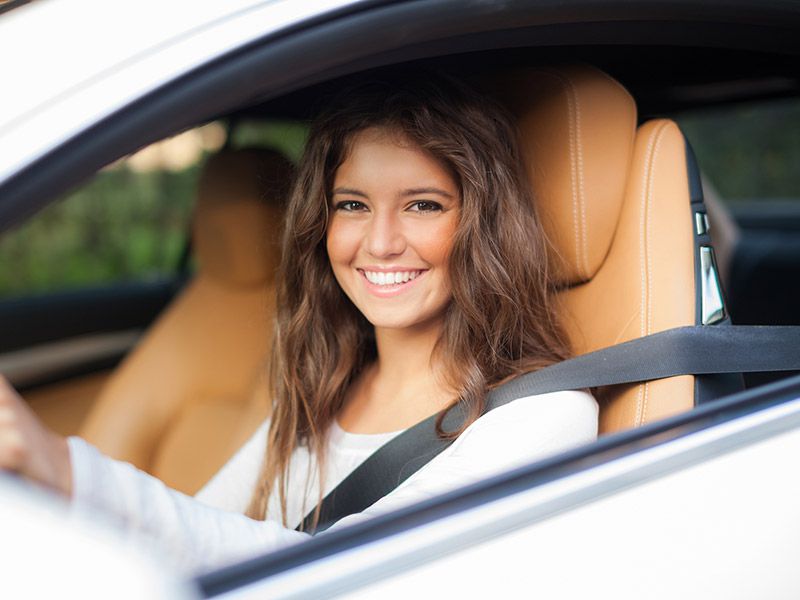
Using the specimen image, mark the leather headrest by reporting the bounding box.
[486,65,637,284]
[194,148,293,287]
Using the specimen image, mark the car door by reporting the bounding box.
[192,374,800,599]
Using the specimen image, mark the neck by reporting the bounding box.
[337,316,455,433]
[373,318,443,384]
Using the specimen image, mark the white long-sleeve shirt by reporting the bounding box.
[68,390,597,573]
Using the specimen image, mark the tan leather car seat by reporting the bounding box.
[81,148,292,494]
[489,65,718,434]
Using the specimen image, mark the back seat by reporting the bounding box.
[80,148,293,494]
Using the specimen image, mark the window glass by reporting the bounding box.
[0,122,226,298]
[677,98,800,203]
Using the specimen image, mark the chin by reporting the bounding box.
[365,315,417,330]
[364,309,444,333]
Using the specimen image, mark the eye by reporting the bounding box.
[408,200,443,213]
[335,200,367,212]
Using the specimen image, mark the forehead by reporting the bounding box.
[334,127,458,192]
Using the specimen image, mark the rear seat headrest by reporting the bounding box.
[194,148,294,287]
[486,65,637,285]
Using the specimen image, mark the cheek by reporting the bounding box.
[326,217,360,268]
[415,215,459,267]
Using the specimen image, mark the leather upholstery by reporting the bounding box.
[488,66,636,285]
[194,150,286,286]
[81,148,292,494]
[490,66,697,433]
[26,371,110,437]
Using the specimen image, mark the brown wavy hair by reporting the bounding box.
[246,72,571,525]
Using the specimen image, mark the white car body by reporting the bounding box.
[0,476,194,598]
[0,0,366,184]
[1,0,800,598]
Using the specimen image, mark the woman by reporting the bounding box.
[0,73,597,571]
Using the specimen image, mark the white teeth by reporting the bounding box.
[363,270,423,286]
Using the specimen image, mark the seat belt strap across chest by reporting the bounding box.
[299,324,800,533]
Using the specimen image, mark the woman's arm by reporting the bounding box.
[69,436,310,573]
[67,389,596,570]
[0,375,306,573]
[0,375,72,494]
[3,370,596,574]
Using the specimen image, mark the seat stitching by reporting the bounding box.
[531,68,585,280]
[637,131,658,425]
[638,121,669,425]
[638,126,656,426]
[564,75,589,279]
[563,77,582,278]
[611,310,642,345]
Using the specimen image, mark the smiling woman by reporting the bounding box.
[327,127,461,434]
[328,128,460,330]
[0,71,597,572]
[246,72,594,527]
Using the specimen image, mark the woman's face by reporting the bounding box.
[326,127,460,332]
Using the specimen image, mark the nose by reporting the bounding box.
[364,210,406,258]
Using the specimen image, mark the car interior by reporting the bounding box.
[79,148,292,494]
[2,42,799,496]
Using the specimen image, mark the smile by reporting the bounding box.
[357,269,428,295]
[362,269,425,286]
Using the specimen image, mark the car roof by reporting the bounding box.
[0,0,272,123]
[0,0,370,183]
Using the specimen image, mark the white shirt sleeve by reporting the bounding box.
[67,389,597,573]
[68,435,309,574]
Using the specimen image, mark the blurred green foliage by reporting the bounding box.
[677,97,800,202]
[0,120,308,299]
[0,165,198,297]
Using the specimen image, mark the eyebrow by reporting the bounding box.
[332,187,369,198]
[401,187,455,199]
[331,187,455,199]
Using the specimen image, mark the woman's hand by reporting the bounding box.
[0,374,72,496]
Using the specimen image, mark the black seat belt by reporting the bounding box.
[298,324,800,533]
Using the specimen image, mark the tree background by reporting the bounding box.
[0,120,307,297]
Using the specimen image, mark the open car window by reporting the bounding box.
[0,124,226,300]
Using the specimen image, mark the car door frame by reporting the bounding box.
[195,374,800,598]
